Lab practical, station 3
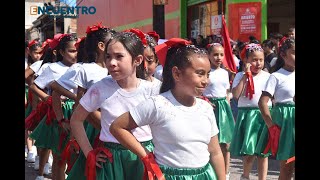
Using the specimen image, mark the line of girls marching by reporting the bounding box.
[25,23,295,180]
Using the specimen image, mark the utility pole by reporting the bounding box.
[53,0,60,35]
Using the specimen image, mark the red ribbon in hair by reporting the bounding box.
[28,40,39,48]
[85,147,113,180]
[263,124,281,156]
[75,37,86,49]
[124,28,148,46]
[49,33,69,49]
[86,22,106,34]
[279,36,287,48]
[147,31,160,43]
[41,38,53,53]
[59,139,80,173]
[141,152,165,180]
[245,71,255,100]
[155,38,192,66]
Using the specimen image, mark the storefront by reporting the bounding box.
[187,0,221,40]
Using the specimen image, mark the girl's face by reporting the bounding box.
[283,45,295,68]
[143,46,158,77]
[60,41,78,66]
[209,45,224,69]
[28,47,42,61]
[176,54,211,97]
[247,51,264,74]
[105,40,138,81]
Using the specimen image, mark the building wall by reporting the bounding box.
[76,0,180,38]
[25,2,43,30]
[267,0,295,35]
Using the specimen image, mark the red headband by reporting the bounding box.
[155,38,192,66]
[86,22,106,34]
[124,28,147,46]
[28,40,39,48]
[147,31,160,43]
[279,36,288,48]
[206,42,223,49]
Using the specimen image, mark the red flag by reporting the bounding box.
[221,15,237,74]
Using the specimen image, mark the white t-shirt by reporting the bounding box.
[130,90,219,168]
[72,62,109,90]
[232,70,272,107]
[150,77,162,95]
[203,68,230,98]
[154,65,163,81]
[36,63,51,76]
[34,61,71,90]
[79,77,157,143]
[264,68,295,103]
[270,57,278,67]
[56,63,83,94]
[233,55,240,69]
[30,60,43,74]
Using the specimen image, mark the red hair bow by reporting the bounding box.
[86,22,105,34]
[147,31,160,42]
[28,40,39,48]
[124,28,147,46]
[155,38,192,66]
[49,33,68,49]
[41,39,53,49]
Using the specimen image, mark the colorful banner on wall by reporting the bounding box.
[225,0,267,43]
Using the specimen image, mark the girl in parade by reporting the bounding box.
[25,39,43,163]
[256,38,295,180]
[29,34,78,180]
[70,31,158,180]
[202,42,235,180]
[65,24,116,180]
[143,33,162,92]
[25,37,64,178]
[110,38,226,180]
[229,43,271,180]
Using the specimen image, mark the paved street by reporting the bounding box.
[25,156,283,180]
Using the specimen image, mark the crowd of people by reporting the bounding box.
[25,23,295,180]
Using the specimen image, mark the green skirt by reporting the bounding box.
[67,140,154,180]
[29,99,75,156]
[255,103,295,160]
[25,85,32,117]
[229,107,271,157]
[208,97,235,144]
[159,162,217,180]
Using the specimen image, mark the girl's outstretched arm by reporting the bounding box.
[110,112,149,158]
[208,135,226,180]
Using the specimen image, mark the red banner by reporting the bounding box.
[228,2,262,42]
